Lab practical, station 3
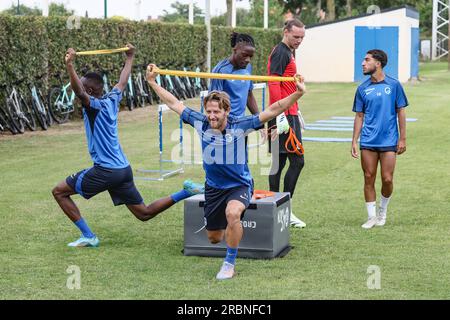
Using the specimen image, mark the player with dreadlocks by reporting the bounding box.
[209,32,259,116]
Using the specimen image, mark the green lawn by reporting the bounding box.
[1,62,449,299]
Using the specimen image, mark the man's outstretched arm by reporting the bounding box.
[259,76,305,124]
[146,64,186,116]
[65,48,90,107]
[114,43,135,92]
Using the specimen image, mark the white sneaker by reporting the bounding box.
[290,212,306,228]
[216,262,235,280]
[361,217,378,229]
[375,212,386,226]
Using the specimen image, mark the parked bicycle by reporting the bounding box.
[0,92,18,134]
[27,75,52,130]
[48,73,76,123]
[123,75,137,111]
[3,80,36,133]
[132,64,153,107]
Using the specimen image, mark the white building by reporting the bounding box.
[297,5,420,83]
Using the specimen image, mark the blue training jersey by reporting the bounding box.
[210,59,254,117]
[181,107,261,190]
[352,75,408,148]
[82,87,129,169]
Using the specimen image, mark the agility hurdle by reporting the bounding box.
[135,104,184,181]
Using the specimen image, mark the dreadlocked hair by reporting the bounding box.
[230,32,255,48]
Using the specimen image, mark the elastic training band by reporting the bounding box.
[76,47,129,56]
[152,66,301,83]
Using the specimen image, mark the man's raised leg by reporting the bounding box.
[127,180,205,221]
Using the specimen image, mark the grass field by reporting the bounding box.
[1,62,449,300]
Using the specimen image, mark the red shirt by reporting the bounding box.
[267,42,298,115]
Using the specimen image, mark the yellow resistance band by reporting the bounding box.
[76,47,130,56]
[152,67,300,83]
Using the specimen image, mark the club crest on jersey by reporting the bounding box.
[385,87,391,95]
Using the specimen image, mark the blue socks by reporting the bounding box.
[74,218,95,238]
[171,189,191,203]
[224,246,238,266]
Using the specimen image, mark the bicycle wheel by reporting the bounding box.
[38,89,52,127]
[20,95,36,131]
[142,77,153,105]
[138,91,146,108]
[132,82,141,108]
[31,97,48,130]
[6,99,24,133]
[0,108,6,132]
[48,87,70,123]
[124,87,134,111]
[136,82,146,107]
[1,106,19,134]
[0,107,16,134]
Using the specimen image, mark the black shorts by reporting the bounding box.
[204,184,253,231]
[360,146,398,153]
[66,165,144,206]
[268,114,303,154]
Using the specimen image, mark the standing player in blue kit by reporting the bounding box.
[351,49,408,229]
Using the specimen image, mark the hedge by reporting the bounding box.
[0,15,282,107]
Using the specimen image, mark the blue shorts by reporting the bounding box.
[203,184,252,231]
[66,165,143,206]
[360,146,397,152]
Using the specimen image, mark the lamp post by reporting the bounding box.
[189,0,194,25]
[17,0,20,15]
[205,0,211,74]
[104,0,107,19]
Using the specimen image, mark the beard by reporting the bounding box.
[363,68,375,75]
[209,119,222,129]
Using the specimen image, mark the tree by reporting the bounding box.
[49,3,75,16]
[214,0,285,28]
[161,1,203,24]
[212,8,249,26]
[1,4,42,16]
[326,0,335,21]
[226,0,245,26]
[244,0,286,28]
[277,0,308,16]
[346,0,352,17]
[277,0,329,24]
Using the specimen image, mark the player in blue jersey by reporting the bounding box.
[210,32,259,117]
[52,44,204,248]
[351,49,408,229]
[147,63,306,280]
